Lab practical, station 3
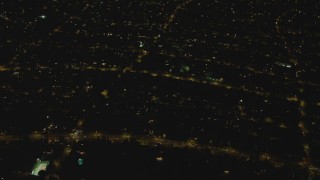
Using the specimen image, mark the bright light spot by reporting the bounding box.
[78,158,84,166]
[101,90,109,98]
[31,160,49,176]
[39,15,46,19]
[156,156,163,162]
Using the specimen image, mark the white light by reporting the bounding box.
[156,156,163,161]
[39,15,46,19]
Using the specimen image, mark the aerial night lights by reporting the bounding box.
[0,0,320,179]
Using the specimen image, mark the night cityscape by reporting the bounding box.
[1,0,320,179]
